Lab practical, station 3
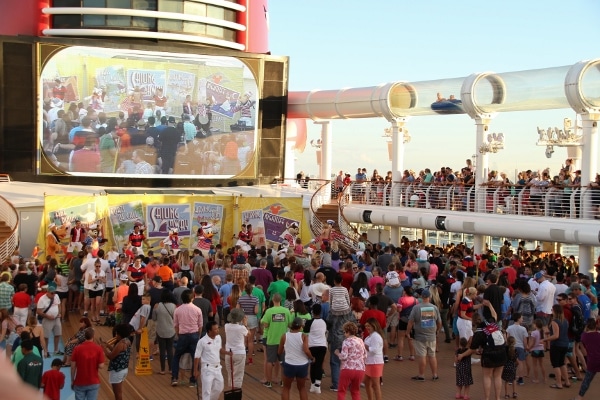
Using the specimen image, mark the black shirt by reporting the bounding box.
[483,284,503,320]
[13,273,38,296]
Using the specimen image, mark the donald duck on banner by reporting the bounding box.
[196,222,215,252]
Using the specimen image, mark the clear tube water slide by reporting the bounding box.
[288,61,600,120]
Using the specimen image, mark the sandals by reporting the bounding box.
[549,384,563,389]
[409,355,415,361]
[394,355,404,361]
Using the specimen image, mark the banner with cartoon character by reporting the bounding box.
[108,201,145,251]
[127,69,167,102]
[41,197,109,260]
[167,69,196,118]
[263,213,300,246]
[146,203,191,252]
[192,202,224,252]
[238,198,308,247]
[241,209,265,247]
[95,65,127,113]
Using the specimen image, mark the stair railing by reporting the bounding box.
[309,181,362,251]
[0,193,19,262]
[336,184,364,251]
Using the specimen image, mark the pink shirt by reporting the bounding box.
[428,263,438,282]
[338,335,366,371]
[173,303,203,334]
[368,276,385,294]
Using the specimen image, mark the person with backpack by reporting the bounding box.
[514,282,535,327]
[457,300,506,400]
[573,318,600,400]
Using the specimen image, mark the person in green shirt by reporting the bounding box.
[260,293,292,388]
[16,340,43,389]
[267,270,289,301]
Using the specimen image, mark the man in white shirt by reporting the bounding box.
[417,243,429,261]
[194,321,229,400]
[37,284,62,357]
[534,271,555,324]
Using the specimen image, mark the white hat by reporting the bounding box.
[160,248,168,255]
[119,273,129,281]
[326,219,335,225]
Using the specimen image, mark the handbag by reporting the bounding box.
[38,298,54,323]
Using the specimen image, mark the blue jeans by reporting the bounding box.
[74,384,100,400]
[329,347,340,389]
[171,332,199,383]
[579,370,597,397]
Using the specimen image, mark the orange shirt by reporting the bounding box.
[145,262,160,280]
[114,285,129,308]
[157,265,174,283]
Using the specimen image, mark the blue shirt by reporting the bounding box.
[219,282,233,309]
[578,294,592,320]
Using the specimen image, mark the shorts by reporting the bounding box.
[147,319,157,342]
[456,318,473,340]
[413,340,436,357]
[566,341,574,358]
[266,344,282,363]
[42,318,62,338]
[549,345,568,368]
[105,287,114,293]
[515,347,527,361]
[109,368,128,384]
[57,291,68,300]
[246,315,258,330]
[89,289,104,299]
[398,319,409,331]
[386,311,399,330]
[365,363,384,378]
[282,362,308,379]
[531,350,544,358]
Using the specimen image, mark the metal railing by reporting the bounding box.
[309,181,362,251]
[345,181,592,219]
[0,192,19,262]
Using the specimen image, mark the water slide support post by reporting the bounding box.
[473,116,493,254]
[390,117,407,245]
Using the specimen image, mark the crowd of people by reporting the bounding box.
[1,235,600,400]
[42,97,254,176]
[331,159,600,218]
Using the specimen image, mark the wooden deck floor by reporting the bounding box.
[58,312,598,400]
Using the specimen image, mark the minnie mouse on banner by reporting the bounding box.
[161,228,181,254]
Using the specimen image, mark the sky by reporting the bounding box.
[268,0,600,181]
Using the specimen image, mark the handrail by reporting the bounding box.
[336,185,362,249]
[342,181,593,220]
[0,194,19,262]
[309,181,362,251]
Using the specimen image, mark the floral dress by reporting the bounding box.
[65,329,86,356]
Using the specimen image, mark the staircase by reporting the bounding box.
[309,181,361,251]
[314,203,340,225]
[0,177,19,262]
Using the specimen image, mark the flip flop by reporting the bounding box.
[549,384,563,389]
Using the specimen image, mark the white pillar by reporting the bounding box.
[284,140,295,183]
[566,146,582,171]
[390,118,407,245]
[473,116,491,255]
[578,113,599,272]
[314,121,332,198]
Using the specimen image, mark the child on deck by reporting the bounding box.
[502,336,518,398]
[455,337,473,399]
[42,358,65,400]
[329,274,351,317]
[385,264,400,288]
[527,318,546,383]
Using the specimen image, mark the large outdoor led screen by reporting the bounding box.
[39,46,259,179]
